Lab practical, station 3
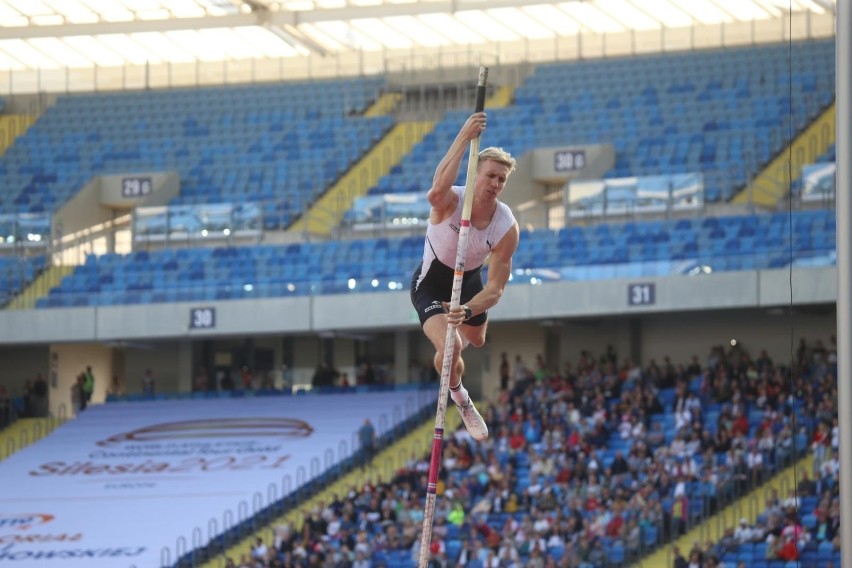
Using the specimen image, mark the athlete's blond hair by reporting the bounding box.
[477,146,516,174]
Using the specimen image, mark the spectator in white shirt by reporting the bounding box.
[734,518,753,544]
[250,537,268,563]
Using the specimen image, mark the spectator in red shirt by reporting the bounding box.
[731,412,749,437]
[775,534,799,561]
[508,423,526,451]
[605,512,624,537]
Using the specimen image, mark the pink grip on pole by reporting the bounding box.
[426,429,444,494]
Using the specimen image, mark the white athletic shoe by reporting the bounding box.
[456,399,488,441]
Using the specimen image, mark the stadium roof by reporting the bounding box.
[0,0,836,71]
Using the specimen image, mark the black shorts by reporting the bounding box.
[410,261,487,327]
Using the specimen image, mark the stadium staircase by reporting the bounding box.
[4,264,74,310]
[733,102,836,207]
[287,120,435,237]
[487,85,515,109]
[197,402,463,568]
[288,82,516,237]
[637,456,813,567]
[0,416,66,460]
[0,114,37,157]
[364,92,403,117]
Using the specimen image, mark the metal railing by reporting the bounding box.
[0,403,68,461]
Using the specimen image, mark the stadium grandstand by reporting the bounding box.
[0,1,845,567]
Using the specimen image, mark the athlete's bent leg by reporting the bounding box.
[422,315,488,441]
[459,321,489,349]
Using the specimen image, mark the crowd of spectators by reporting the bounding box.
[671,337,840,567]
[222,336,836,568]
[671,450,839,567]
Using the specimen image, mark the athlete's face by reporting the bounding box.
[475,159,511,200]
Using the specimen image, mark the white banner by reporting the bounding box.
[0,391,431,567]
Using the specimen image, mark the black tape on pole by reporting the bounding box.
[474,67,488,113]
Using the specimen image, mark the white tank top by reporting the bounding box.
[417,186,516,284]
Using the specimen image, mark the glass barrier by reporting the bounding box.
[567,173,704,219]
[343,192,432,232]
[340,173,708,233]
[512,247,836,287]
[0,213,50,250]
[800,162,836,203]
[34,240,835,309]
[0,163,835,310]
[133,202,261,245]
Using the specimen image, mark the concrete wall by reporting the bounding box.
[0,268,835,345]
[0,268,836,414]
[502,144,615,230]
[101,171,180,208]
[52,178,112,238]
